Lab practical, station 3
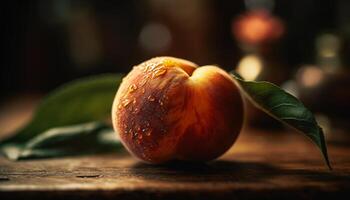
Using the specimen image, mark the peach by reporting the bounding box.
[112,57,244,163]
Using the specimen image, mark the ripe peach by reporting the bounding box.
[112,57,244,163]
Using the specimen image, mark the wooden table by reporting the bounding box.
[0,97,350,199]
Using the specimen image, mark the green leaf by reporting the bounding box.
[0,74,122,144]
[1,122,121,160]
[230,72,332,170]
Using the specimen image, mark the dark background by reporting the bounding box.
[2,0,350,129]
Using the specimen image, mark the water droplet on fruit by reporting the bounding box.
[149,63,159,71]
[145,130,152,136]
[142,64,149,72]
[128,84,138,93]
[143,63,151,72]
[122,99,131,107]
[140,78,148,86]
[163,95,169,101]
[147,95,155,101]
[118,104,123,109]
[158,99,164,106]
[152,68,167,78]
[133,131,138,138]
[141,127,152,136]
[123,123,128,129]
[133,107,139,114]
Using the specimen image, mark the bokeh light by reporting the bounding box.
[236,55,263,80]
[139,22,172,54]
[297,65,324,88]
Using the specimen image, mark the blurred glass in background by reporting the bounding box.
[2,0,350,137]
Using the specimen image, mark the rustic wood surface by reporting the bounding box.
[0,97,350,199]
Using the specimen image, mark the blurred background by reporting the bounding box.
[1,0,350,138]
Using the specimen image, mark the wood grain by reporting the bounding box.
[0,96,349,199]
[1,127,350,200]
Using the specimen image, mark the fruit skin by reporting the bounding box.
[112,57,244,163]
